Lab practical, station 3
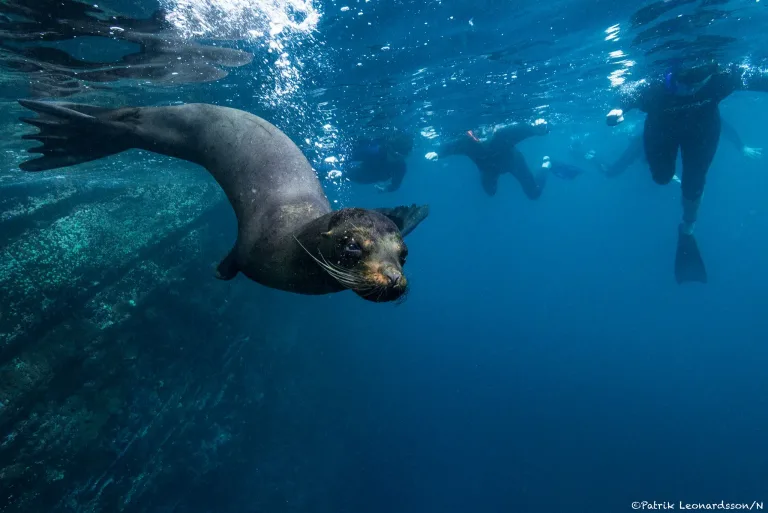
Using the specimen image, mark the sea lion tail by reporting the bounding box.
[17,99,132,172]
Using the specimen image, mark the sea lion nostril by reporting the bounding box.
[384,268,402,285]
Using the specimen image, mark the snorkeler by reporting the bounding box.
[346,129,414,193]
[541,155,589,181]
[597,117,762,178]
[432,119,550,198]
[606,60,768,284]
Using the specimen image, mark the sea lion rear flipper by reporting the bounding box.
[17,99,132,171]
[374,204,430,237]
[215,247,240,280]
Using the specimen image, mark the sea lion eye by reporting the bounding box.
[399,247,408,265]
[344,241,363,258]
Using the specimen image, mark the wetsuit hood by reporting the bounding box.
[665,61,719,96]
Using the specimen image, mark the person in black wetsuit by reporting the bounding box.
[606,60,768,284]
[595,117,761,178]
[433,118,550,198]
[346,129,414,193]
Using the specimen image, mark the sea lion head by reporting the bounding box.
[315,208,413,303]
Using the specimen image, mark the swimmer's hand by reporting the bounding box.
[532,118,549,135]
[606,109,624,126]
[743,146,763,160]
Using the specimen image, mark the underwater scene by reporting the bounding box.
[1,0,768,512]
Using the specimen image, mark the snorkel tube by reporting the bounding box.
[664,58,684,94]
[664,67,677,94]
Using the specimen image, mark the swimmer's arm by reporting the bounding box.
[720,118,745,152]
[731,65,768,93]
[720,114,763,159]
[436,136,474,158]
[603,134,644,176]
[606,82,651,126]
[492,121,547,147]
[606,97,635,126]
[721,115,763,159]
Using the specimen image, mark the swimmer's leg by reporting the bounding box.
[679,116,720,231]
[480,171,500,196]
[674,116,720,284]
[510,148,545,200]
[643,117,679,186]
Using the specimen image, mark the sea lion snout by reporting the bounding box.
[352,263,408,303]
[383,267,403,286]
[371,262,407,289]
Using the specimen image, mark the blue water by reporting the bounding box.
[2,0,768,512]
[316,95,768,511]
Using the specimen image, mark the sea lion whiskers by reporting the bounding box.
[362,286,386,299]
[394,287,409,305]
[317,252,374,292]
[293,236,373,292]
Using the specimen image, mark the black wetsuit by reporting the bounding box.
[346,138,408,192]
[610,64,768,201]
[602,117,749,177]
[438,124,545,198]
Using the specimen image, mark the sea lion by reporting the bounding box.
[16,100,429,303]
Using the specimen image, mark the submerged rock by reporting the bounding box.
[0,159,329,512]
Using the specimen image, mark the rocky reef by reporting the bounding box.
[0,117,337,512]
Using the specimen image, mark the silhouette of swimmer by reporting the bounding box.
[541,156,587,180]
[606,60,768,284]
[346,130,414,193]
[433,119,550,198]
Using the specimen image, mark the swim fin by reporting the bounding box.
[674,229,707,284]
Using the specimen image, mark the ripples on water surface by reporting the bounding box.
[1,0,766,193]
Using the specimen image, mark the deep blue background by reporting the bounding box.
[303,91,768,512]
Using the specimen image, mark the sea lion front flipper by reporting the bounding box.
[215,247,240,280]
[374,204,430,237]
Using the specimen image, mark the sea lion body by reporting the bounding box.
[134,104,336,293]
[17,100,429,302]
